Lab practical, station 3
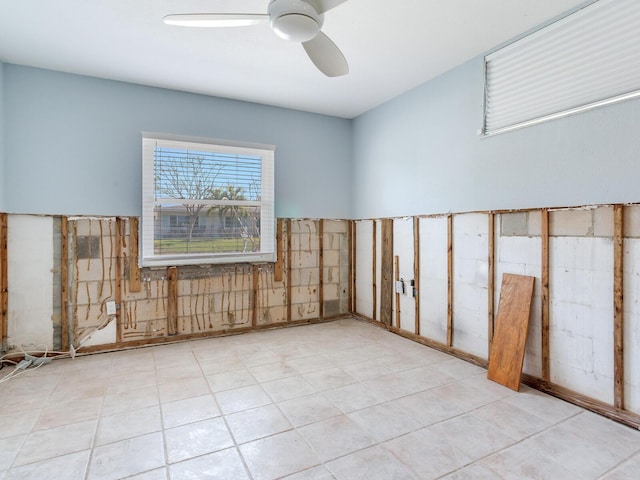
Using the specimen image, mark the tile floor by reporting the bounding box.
[1,318,639,479]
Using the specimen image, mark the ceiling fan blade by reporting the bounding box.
[302,31,348,77]
[309,0,348,15]
[163,14,269,28]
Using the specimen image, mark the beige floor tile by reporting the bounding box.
[303,367,357,390]
[88,432,165,480]
[5,450,89,480]
[3,319,639,480]
[161,394,221,428]
[158,376,210,403]
[34,396,102,431]
[0,435,23,471]
[322,382,384,413]
[387,389,464,426]
[101,384,159,416]
[327,445,418,480]
[240,430,321,480]
[96,405,162,446]
[226,404,292,444]
[165,417,233,463]
[13,419,96,467]
[384,428,473,480]
[281,465,335,479]
[428,414,517,461]
[206,368,256,393]
[215,384,272,414]
[262,375,317,402]
[125,467,168,479]
[170,447,250,480]
[522,422,625,479]
[480,442,580,480]
[347,403,422,442]
[299,415,375,462]
[278,393,342,427]
[0,411,38,438]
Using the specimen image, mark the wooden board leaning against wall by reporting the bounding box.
[353,204,640,430]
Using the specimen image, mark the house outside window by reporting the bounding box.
[142,134,275,266]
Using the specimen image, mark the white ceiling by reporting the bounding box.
[0,0,588,119]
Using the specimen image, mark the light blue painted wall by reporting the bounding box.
[4,65,352,218]
[0,62,5,211]
[352,56,640,219]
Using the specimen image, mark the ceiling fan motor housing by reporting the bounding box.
[268,0,324,42]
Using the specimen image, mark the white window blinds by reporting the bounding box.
[142,134,275,267]
[483,0,640,135]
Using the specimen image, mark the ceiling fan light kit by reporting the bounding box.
[269,0,323,42]
[163,0,349,77]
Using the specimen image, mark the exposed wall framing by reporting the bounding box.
[354,204,640,429]
[0,214,7,353]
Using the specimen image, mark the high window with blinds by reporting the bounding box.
[142,134,275,266]
[483,0,640,136]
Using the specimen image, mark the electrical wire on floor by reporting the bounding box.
[0,314,117,387]
[0,344,54,387]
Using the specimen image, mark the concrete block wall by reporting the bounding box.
[3,215,351,354]
[549,207,614,404]
[495,211,542,378]
[354,204,640,424]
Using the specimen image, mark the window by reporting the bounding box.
[483,0,640,136]
[142,134,275,266]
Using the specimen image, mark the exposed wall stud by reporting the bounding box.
[128,217,141,292]
[394,255,401,329]
[488,213,495,355]
[413,216,420,335]
[318,219,324,318]
[60,216,69,351]
[286,219,292,322]
[0,214,7,352]
[252,264,259,327]
[380,219,394,326]
[349,220,356,313]
[115,217,124,343]
[447,214,453,347]
[372,220,377,321]
[274,219,284,282]
[167,266,178,335]
[541,209,550,382]
[613,204,624,409]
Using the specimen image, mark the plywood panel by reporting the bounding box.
[487,273,535,391]
[380,219,394,326]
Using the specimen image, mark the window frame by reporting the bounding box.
[141,133,276,267]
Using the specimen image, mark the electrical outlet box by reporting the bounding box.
[106,300,117,316]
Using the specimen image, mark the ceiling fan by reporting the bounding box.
[164,0,349,77]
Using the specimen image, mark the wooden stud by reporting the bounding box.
[488,213,495,355]
[0,214,7,352]
[167,266,178,335]
[394,255,401,329]
[413,216,420,336]
[380,219,394,326]
[541,209,550,382]
[128,217,141,292]
[286,219,292,322]
[613,204,624,410]
[274,219,284,282]
[447,214,453,347]
[60,217,69,351]
[115,217,124,343]
[318,219,324,319]
[349,220,356,314]
[372,221,377,321]
[252,264,259,327]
